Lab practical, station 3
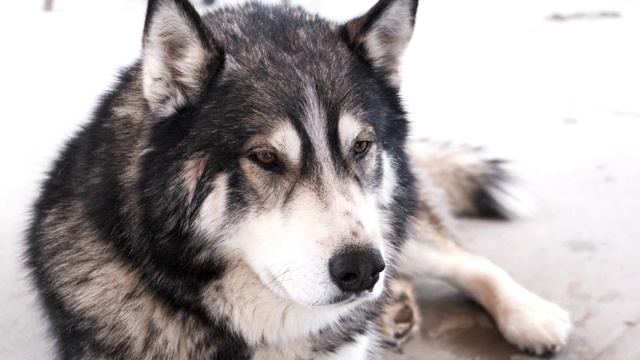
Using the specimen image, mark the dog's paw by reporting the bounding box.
[378,278,421,351]
[495,289,571,357]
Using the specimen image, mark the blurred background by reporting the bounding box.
[1,0,639,359]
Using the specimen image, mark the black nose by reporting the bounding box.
[329,248,385,293]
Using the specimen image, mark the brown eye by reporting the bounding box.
[354,141,370,155]
[255,151,277,165]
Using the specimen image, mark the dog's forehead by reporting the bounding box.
[204,4,355,92]
[205,4,342,54]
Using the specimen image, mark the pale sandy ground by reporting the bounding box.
[1,0,639,359]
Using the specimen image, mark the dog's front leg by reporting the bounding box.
[397,196,571,356]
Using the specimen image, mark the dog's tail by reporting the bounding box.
[408,139,536,220]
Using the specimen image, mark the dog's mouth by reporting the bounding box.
[328,288,380,306]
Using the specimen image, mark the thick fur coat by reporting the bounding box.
[26,0,571,359]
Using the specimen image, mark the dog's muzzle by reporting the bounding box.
[329,248,385,293]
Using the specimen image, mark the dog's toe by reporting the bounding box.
[378,278,421,349]
[495,289,572,357]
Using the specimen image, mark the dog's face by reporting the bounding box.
[218,111,392,306]
[140,0,418,307]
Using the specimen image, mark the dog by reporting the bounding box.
[26,0,571,358]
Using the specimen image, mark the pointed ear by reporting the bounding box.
[343,0,418,87]
[142,0,222,118]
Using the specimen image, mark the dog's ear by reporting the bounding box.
[142,0,222,118]
[343,0,418,87]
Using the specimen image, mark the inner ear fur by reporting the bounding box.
[343,0,419,87]
[142,0,222,118]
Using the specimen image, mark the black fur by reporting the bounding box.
[26,0,420,358]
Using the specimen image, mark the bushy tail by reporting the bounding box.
[408,139,536,219]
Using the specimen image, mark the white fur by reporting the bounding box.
[324,335,371,360]
[491,283,572,355]
[195,173,230,238]
[338,113,364,151]
[302,84,333,167]
[273,122,303,167]
[378,152,397,207]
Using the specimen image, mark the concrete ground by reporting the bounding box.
[1,0,639,359]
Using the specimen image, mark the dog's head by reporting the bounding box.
[139,0,418,307]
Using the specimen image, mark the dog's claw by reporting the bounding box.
[520,345,557,358]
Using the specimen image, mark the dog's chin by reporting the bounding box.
[273,286,384,308]
[323,286,385,307]
[274,289,380,308]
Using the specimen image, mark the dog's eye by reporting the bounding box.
[251,151,281,172]
[255,151,277,165]
[354,141,370,155]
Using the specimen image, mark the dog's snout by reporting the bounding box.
[329,248,385,293]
